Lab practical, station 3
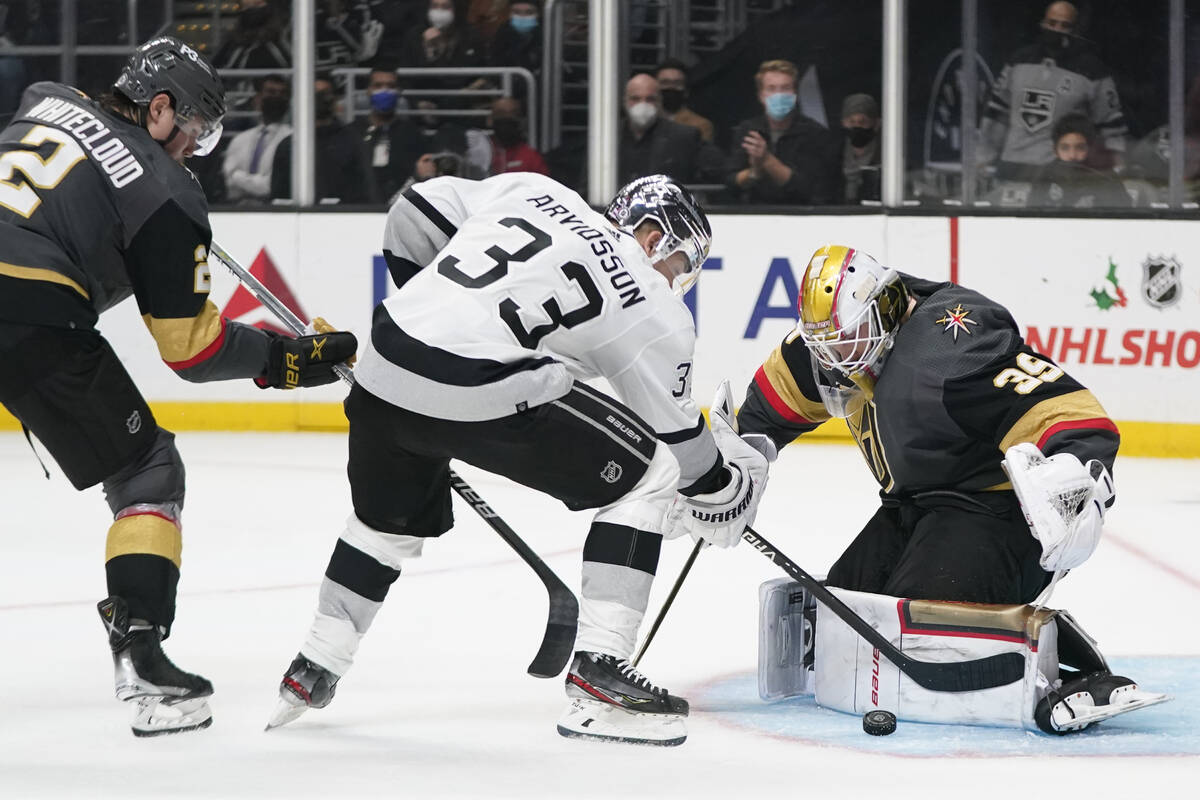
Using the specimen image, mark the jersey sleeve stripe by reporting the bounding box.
[146,303,227,369]
[657,414,706,444]
[402,187,458,238]
[757,348,827,424]
[997,389,1114,452]
[1036,417,1120,450]
[0,260,90,299]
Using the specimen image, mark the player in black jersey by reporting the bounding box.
[0,37,356,736]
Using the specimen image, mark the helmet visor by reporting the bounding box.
[801,300,889,377]
[175,110,223,157]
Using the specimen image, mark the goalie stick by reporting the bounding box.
[743,525,1026,692]
[209,242,579,679]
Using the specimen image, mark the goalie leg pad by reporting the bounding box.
[758,578,818,701]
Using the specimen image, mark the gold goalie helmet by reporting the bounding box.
[796,245,908,416]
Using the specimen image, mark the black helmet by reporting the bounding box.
[115,36,226,156]
[605,174,712,294]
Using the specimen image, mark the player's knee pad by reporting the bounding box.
[593,442,679,534]
[101,427,185,515]
[340,514,425,570]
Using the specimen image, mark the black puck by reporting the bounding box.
[863,709,897,736]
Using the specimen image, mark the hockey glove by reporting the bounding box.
[664,381,771,548]
[259,317,358,389]
[1002,442,1115,572]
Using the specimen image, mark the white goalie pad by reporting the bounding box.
[759,581,1061,729]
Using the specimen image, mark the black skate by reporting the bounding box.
[97,596,213,737]
[557,651,688,746]
[265,654,340,731]
[1035,670,1170,734]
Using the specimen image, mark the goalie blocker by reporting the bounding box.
[758,578,1169,733]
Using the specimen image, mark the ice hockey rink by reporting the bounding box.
[1,431,1196,799]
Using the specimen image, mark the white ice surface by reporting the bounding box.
[0,432,1196,798]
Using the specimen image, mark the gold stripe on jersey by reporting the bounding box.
[998,389,1112,452]
[106,514,182,568]
[0,260,90,299]
[762,346,829,423]
[141,300,224,364]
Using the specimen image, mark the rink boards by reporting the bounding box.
[2,212,1197,456]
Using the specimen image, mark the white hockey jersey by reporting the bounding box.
[357,173,719,490]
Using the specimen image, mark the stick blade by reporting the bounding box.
[526,590,580,678]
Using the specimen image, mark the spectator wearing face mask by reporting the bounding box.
[1028,114,1130,208]
[222,74,292,205]
[270,77,373,203]
[655,58,713,144]
[840,93,881,204]
[488,1,542,98]
[400,0,486,107]
[354,66,424,203]
[617,73,716,187]
[979,1,1128,183]
[728,59,842,205]
[485,96,547,176]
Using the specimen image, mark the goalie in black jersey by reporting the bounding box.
[738,246,1168,733]
[0,38,356,736]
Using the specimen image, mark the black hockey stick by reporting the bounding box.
[743,525,1025,692]
[632,538,703,667]
[210,242,579,679]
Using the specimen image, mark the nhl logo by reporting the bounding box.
[600,460,623,484]
[126,410,142,434]
[1141,255,1182,308]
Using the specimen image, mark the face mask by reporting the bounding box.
[627,101,657,130]
[428,8,454,29]
[510,14,538,35]
[314,91,335,121]
[370,88,399,114]
[492,117,523,147]
[845,125,875,148]
[764,92,796,120]
[660,88,685,113]
[1039,28,1072,53]
[260,94,288,124]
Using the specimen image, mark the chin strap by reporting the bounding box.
[154,125,181,148]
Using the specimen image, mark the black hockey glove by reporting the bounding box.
[258,318,358,389]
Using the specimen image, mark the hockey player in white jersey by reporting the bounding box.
[266,173,769,745]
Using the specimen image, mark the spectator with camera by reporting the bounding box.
[727,59,841,205]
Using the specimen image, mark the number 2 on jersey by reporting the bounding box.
[438,216,604,348]
[0,126,86,219]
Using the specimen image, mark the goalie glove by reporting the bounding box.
[664,381,772,548]
[1002,442,1115,572]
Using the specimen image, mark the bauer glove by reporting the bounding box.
[258,317,358,389]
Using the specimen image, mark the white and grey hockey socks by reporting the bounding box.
[576,523,662,658]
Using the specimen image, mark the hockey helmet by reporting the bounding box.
[115,37,226,156]
[796,245,908,414]
[605,174,712,295]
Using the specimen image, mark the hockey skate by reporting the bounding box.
[1034,670,1170,734]
[97,597,213,737]
[557,651,688,746]
[265,654,340,731]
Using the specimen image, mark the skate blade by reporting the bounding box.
[130,696,213,737]
[265,693,309,731]
[1052,688,1171,732]
[556,697,686,747]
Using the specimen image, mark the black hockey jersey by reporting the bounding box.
[738,275,1119,496]
[0,82,267,381]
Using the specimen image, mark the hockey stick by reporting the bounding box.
[631,538,703,668]
[209,242,579,679]
[742,525,1026,692]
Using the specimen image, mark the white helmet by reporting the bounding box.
[796,245,908,416]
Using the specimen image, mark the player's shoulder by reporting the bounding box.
[894,273,1021,375]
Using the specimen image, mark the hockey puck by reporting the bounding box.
[862,710,897,736]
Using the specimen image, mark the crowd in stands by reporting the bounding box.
[1,0,1197,209]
